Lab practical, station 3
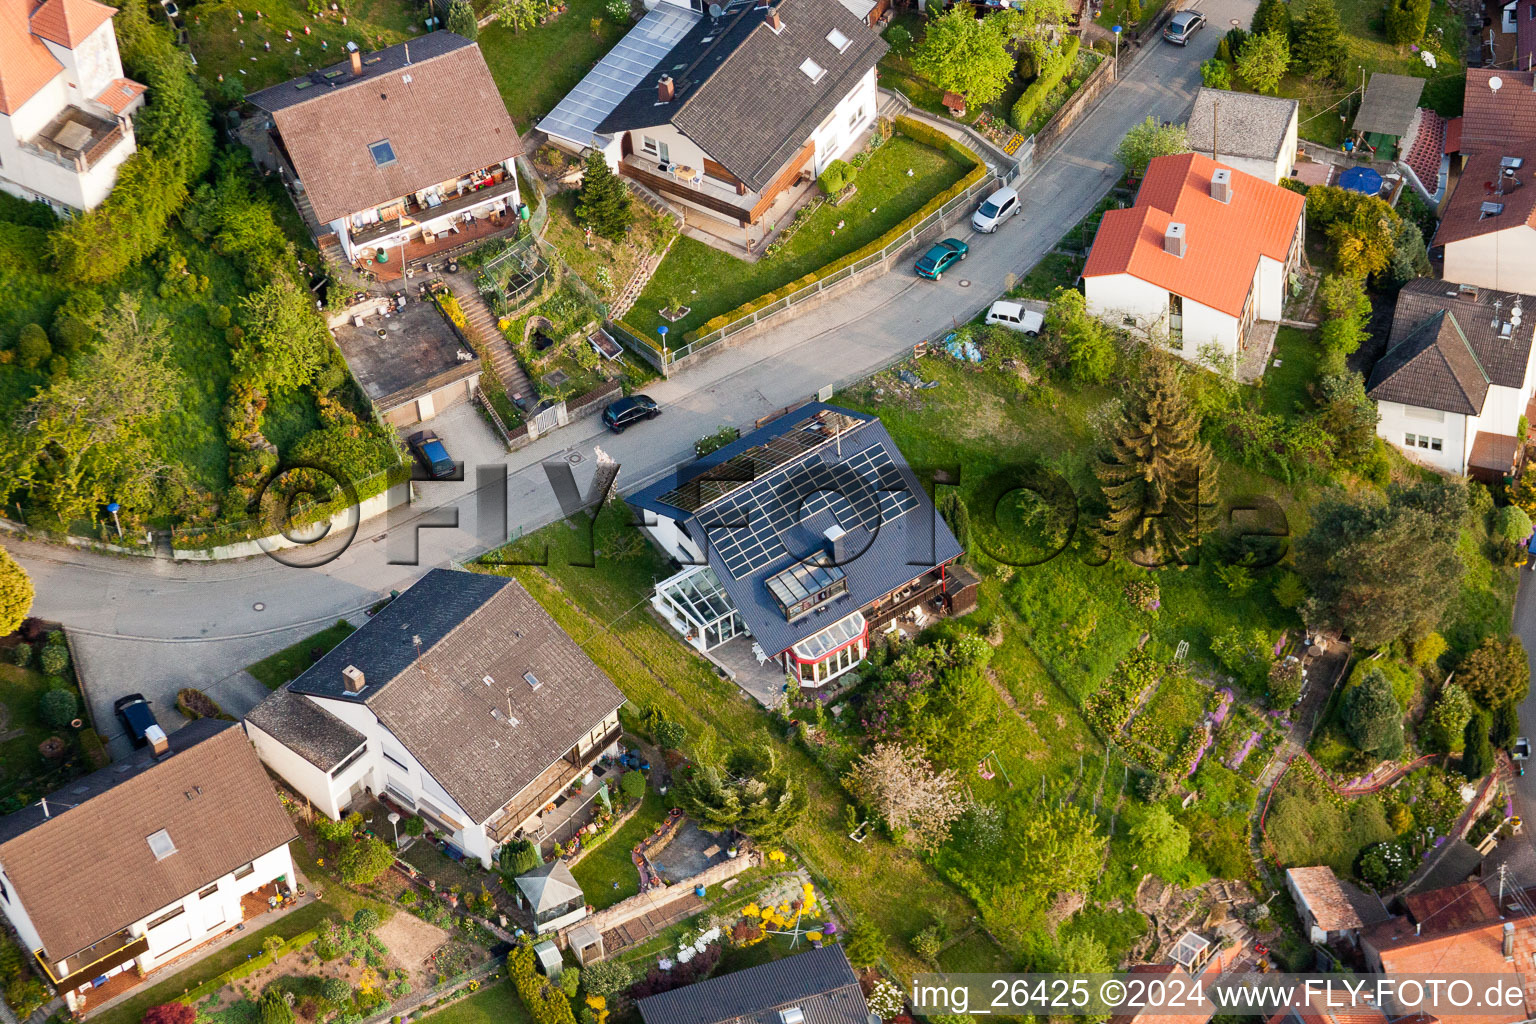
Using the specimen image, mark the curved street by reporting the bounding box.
[7,7,1250,753]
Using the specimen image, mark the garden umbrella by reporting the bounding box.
[1338,166,1384,196]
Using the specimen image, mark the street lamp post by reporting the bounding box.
[388,811,401,848]
[657,323,668,353]
[106,501,122,540]
[1112,24,1121,65]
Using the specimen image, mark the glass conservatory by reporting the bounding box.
[651,565,745,651]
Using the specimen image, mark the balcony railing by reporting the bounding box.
[350,176,520,247]
[618,161,754,223]
[486,724,622,844]
[38,931,148,993]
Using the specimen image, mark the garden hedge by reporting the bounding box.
[1010,37,1082,133]
[508,944,577,1024]
[630,118,987,348]
[176,687,235,721]
[178,926,325,1005]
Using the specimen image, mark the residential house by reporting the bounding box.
[1184,88,1299,185]
[1434,143,1536,293]
[246,32,521,269]
[1459,68,1536,159]
[626,403,968,690]
[539,0,886,243]
[636,944,871,1024]
[1082,153,1306,364]
[1497,0,1536,72]
[0,0,144,213]
[243,569,626,869]
[0,720,297,1014]
[1285,866,1391,947]
[1365,277,1536,479]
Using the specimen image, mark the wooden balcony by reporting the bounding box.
[41,931,148,994]
[351,175,520,247]
[619,158,755,225]
[486,724,622,844]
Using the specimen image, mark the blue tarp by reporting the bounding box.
[1338,166,1384,195]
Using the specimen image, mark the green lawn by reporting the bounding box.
[479,0,630,130]
[1009,251,1081,301]
[626,134,972,339]
[186,0,425,97]
[570,787,666,910]
[1261,327,1320,419]
[0,662,90,810]
[247,620,357,689]
[414,979,532,1024]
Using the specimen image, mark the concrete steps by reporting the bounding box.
[457,286,532,405]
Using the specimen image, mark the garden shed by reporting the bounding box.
[516,859,590,934]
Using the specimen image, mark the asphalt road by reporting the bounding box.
[9,6,1250,754]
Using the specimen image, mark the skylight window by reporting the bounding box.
[800,58,826,82]
[368,139,397,167]
[147,829,177,861]
[826,27,850,51]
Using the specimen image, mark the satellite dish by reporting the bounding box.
[1491,75,1504,91]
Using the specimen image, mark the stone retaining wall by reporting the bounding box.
[556,849,761,953]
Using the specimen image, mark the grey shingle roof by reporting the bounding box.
[1352,73,1425,137]
[244,688,365,772]
[627,403,961,657]
[1186,88,1297,161]
[1368,277,1536,413]
[597,0,886,190]
[0,721,297,960]
[637,945,869,1024]
[515,859,584,912]
[289,569,626,824]
[1366,309,1489,414]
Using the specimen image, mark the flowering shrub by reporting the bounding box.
[1123,578,1160,614]
[1082,649,1160,736]
[867,981,906,1020]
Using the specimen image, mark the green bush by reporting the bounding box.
[1010,37,1081,133]
[79,727,109,768]
[620,769,646,801]
[38,688,78,729]
[38,642,68,676]
[404,815,426,836]
[508,944,578,1024]
[10,643,30,668]
[817,159,856,195]
[16,324,50,369]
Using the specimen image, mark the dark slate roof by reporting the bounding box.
[0,721,297,959]
[1352,73,1425,137]
[244,687,365,772]
[289,569,625,824]
[636,945,869,1024]
[627,403,961,657]
[1366,309,1489,414]
[597,0,886,190]
[247,30,472,112]
[1367,277,1536,413]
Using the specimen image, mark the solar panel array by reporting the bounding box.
[538,3,700,145]
[657,411,862,514]
[705,445,920,580]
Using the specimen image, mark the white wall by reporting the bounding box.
[1375,400,1469,474]
[1256,254,1285,321]
[645,514,704,565]
[244,718,364,820]
[1444,227,1536,293]
[1084,272,1241,360]
[1215,111,1297,184]
[0,864,44,958]
[812,67,877,176]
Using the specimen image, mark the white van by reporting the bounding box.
[984,301,1043,335]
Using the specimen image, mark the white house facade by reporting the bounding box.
[244,570,626,869]
[0,722,297,1014]
[0,0,144,214]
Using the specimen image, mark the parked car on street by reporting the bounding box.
[915,238,968,280]
[114,694,159,748]
[603,394,660,433]
[407,430,456,479]
[984,301,1043,335]
[1515,737,1531,761]
[1163,9,1206,43]
[971,187,1020,233]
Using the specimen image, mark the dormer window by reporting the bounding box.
[800,58,826,82]
[826,27,850,51]
[368,139,397,167]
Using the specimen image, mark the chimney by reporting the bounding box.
[1504,921,1516,958]
[342,664,366,694]
[350,49,362,76]
[658,75,674,102]
[768,7,782,30]
[824,524,849,564]
[145,724,170,759]
[1210,167,1232,203]
[1164,222,1186,258]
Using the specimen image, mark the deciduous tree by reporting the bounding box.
[1295,480,1466,647]
[845,742,965,852]
[142,1005,197,1024]
[1422,682,1474,752]
[1457,635,1531,709]
[1116,117,1190,178]
[235,279,331,393]
[1384,0,1430,43]
[1096,348,1215,565]
[1236,31,1290,94]
[337,835,393,885]
[0,547,33,638]
[911,7,1017,106]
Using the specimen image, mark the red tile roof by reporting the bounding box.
[27,0,113,46]
[1374,918,1536,1024]
[1404,108,1445,190]
[1445,116,1462,154]
[93,76,145,114]
[1462,69,1536,154]
[1083,153,1304,318]
[0,0,63,115]
[1433,143,1536,246]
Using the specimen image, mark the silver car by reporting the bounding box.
[971,186,1020,233]
[1163,9,1206,44]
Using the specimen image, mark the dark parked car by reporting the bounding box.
[114,693,159,748]
[915,238,968,280]
[1163,9,1206,43]
[602,394,660,433]
[407,429,456,479]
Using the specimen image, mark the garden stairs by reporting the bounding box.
[609,181,684,320]
[455,283,533,404]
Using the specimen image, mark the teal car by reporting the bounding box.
[915,238,968,280]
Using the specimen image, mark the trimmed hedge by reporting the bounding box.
[1010,36,1082,133]
[178,927,325,1005]
[640,117,987,347]
[79,727,109,769]
[508,944,577,1024]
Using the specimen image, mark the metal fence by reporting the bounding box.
[610,171,999,375]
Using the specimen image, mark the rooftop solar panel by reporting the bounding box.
[657,410,860,514]
[539,3,700,145]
